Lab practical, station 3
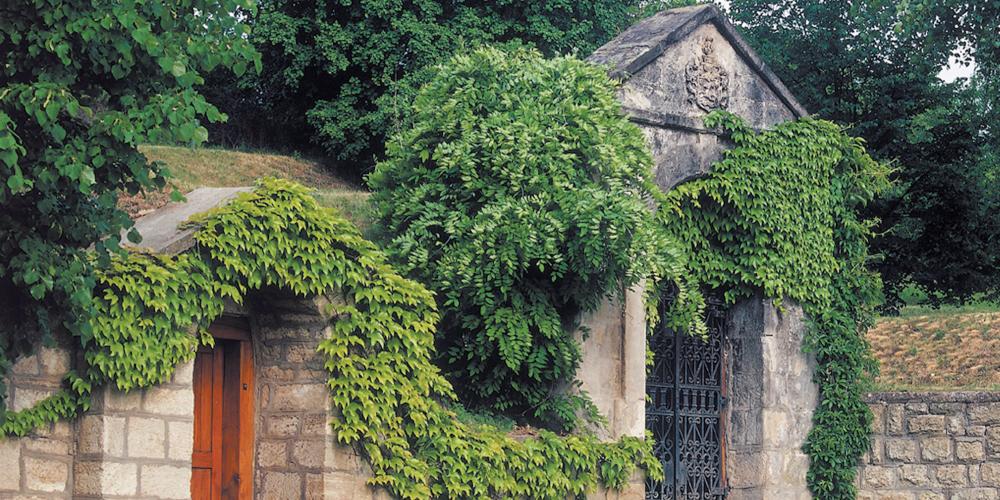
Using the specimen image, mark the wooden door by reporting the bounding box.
[191,320,254,499]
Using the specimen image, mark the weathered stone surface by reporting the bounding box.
[141,464,190,499]
[887,438,918,463]
[951,416,969,435]
[864,466,896,489]
[127,416,166,458]
[871,403,886,434]
[258,440,288,468]
[971,404,1000,425]
[909,415,947,434]
[862,393,1000,500]
[73,461,138,497]
[167,420,194,461]
[173,359,194,384]
[78,414,126,456]
[303,413,329,436]
[899,464,930,486]
[38,347,70,376]
[875,491,915,500]
[143,385,194,416]
[292,440,326,469]
[23,457,68,493]
[888,405,906,435]
[951,488,1000,500]
[23,437,69,456]
[921,437,953,463]
[957,440,987,462]
[270,383,328,411]
[268,415,301,437]
[936,464,968,486]
[12,387,51,412]
[988,426,1000,456]
[983,463,1000,486]
[0,439,21,491]
[104,388,142,411]
[262,471,302,500]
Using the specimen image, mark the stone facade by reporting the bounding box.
[2,340,75,499]
[248,291,367,499]
[726,297,817,500]
[583,5,816,499]
[859,392,1000,500]
[72,362,196,499]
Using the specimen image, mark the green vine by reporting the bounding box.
[658,111,889,499]
[1,178,661,498]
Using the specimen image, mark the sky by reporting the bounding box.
[711,0,976,84]
[939,55,976,83]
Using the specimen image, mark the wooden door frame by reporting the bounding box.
[206,317,255,499]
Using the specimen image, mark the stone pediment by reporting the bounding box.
[589,5,808,190]
[589,4,807,132]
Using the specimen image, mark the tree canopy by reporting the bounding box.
[0,0,258,413]
[727,0,1000,310]
[203,0,674,179]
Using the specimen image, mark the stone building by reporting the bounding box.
[1,187,366,499]
[581,5,817,499]
[0,5,825,500]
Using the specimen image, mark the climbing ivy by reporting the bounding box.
[0,178,661,499]
[658,111,889,499]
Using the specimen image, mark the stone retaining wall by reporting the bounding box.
[1,341,75,498]
[859,392,1000,500]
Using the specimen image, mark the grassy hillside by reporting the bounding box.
[126,145,372,231]
[867,304,1000,391]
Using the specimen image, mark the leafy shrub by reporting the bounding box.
[368,46,668,429]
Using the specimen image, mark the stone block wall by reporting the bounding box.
[250,292,380,499]
[860,392,1000,500]
[1,343,75,498]
[726,296,817,500]
[72,361,195,499]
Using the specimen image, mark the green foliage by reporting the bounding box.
[727,0,1000,310]
[0,0,259,415]
[203,0,678,177]
[368,47,670,429]
[659,112,889,499]
[1,178,661,498]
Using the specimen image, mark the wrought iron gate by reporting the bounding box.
[646,298,727,499]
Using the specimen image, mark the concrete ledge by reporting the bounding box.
[126,186,252,254]
[865,391,1000,404]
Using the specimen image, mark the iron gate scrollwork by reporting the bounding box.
[646,295,727,499]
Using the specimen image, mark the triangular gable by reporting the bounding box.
[590,5,807,127]
[589,5,809,190]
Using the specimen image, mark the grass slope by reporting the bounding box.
[868,304,1000,391]
[127,145,372,231]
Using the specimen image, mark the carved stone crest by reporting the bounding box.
[685,37,729,111]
